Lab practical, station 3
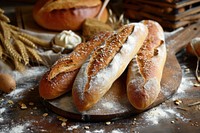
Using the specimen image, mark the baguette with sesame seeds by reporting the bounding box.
[72,23,148,112]
[39,31,112,99]
[126,20,167,110]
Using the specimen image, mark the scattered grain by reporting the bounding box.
[7,100,14,104]
[84,126,90,130]
[193,83,200,87]
[42,113,48,117]
[171,120,175,124]
[174,99,182,105]
[61,122,67,127]
[28,102,34,106]
[105,121,111,125]
[18,102,27,110]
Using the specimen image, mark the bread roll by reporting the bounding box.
[72,23,148,112]
[33,0,108,31]
[39,31,112,99]
[126,20,167,110]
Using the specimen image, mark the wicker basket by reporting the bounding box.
[124,0,200,30]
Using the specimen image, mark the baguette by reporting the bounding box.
[39,31,112,99]
[126,20,167,110]
[72,23,148,112]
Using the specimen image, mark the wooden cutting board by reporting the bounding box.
[43,22,200,122]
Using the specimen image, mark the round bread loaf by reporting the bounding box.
[33,0,108,31]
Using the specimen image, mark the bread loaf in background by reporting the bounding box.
[33,0,108,31]
[72,23,148,112]
[39,31,112,99]
[126,20,167,110]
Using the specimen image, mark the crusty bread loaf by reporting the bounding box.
[126,20,167,110]
[33,0,108,31]
[39,31,112,99]
[72,23,148,112]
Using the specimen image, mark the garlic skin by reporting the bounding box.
[54,30,82,49]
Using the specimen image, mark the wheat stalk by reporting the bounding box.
[26,46,43,63]
[0,9,4,13]
[0,33,22,62]
[0,13,10,23]
[13,58,25,72]
[9,24,21,32]
[14,38,29,65]
[19,32,50,48]
[18,35,37,49]
[0,44,3,59]
[0,8,51,71]
[0,21,11,40]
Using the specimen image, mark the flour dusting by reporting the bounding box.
[67,125,79,131]
[85,129,104,133]
[140,104,190,126]
[111,129,124,133]
[0,122,30,133]
[171,64,195,100]
[12,66,47,82]
[4,66,47,100]
[141,107,174,125]
[0,108,6,123]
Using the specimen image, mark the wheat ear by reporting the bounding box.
[0,33,22,62]
[13,58,25,72]
[26,46,43,63]
[19,32,50,48]
[0,44,3,59]
[0,21,11,40]
[0,13,10,23]
[14,38,29,65]
[18,35,37,49]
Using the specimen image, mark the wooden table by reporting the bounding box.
[0,2,200,133]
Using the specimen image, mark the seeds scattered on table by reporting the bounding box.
[174,99,182,105]
[42,113,48,117]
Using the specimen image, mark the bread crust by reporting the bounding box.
[39,31,112,99]
[72,23,148,112]
[126,20,167,110]
[33,0,108,31]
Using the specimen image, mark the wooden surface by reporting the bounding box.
[0,2,200,133]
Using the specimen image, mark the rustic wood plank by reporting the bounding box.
[126,0,200,8]
[124,3,200,21]
[181,13,200,20]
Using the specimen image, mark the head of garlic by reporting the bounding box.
[53,30,82,50]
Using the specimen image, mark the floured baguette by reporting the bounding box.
[72,23,148,112]
[126,20,167,110]
[39,31,112,99]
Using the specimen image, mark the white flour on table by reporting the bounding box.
[0,122,30,133]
